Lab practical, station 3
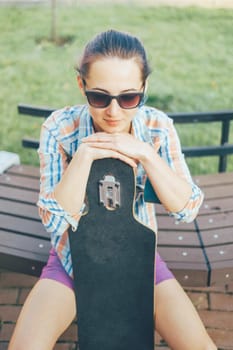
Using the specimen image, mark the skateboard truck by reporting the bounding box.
[99,174,120,210]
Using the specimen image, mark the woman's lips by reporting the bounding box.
[104,119,121,126]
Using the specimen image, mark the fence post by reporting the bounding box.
[219,119,230,172]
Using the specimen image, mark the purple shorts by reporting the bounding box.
[40,248,174,290]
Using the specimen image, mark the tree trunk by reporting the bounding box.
[51,0,57,43]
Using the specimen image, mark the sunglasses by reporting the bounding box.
[84,90,145,109]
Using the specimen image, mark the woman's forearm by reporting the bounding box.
[54,145,93,215]
[140,144,192,212]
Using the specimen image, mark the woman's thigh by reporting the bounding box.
[9,278,76,350]
[155,279,216,350]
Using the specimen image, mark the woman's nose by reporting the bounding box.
[106,99,121,117]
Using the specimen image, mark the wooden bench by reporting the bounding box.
[1,105,233,287]
[0,164,50,276]
[157,171,233,286]
[1,163,233,287]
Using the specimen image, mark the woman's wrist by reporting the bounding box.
[138,142,158,167]
[73,143,94,167]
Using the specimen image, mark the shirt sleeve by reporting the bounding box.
[158,116,204,223]
[37,118,83,240]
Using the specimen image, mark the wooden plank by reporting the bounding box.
[158,245,209,285]
[156,215,196,232]
[0,213,48,239]
[0,198,40,220]
[197,212,233,230]
[194,172,233,187]
[158,247,207,264]
[157,231,200,247]
[22,138,40,149]
[0,230,50,255]
[210,260,233,285]
[201,184,233,200]
[206,244,233,263]
[7,164,40,178]
[0,230,50,276]
[0,185,38,204]
[18,103,55,118]
[182,145,233,158]
[200,227,233,246]
[0,248,47,277]
[169,110,233,123]
[199,197,233,215]
[154,204,168,215]
[169,265,209,287]
[0,173,39,191]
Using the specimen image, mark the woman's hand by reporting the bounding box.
[78,137,137,168]
[81,132,157,166]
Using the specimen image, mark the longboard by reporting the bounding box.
[68,158,156,350]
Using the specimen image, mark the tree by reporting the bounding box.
[51,0,58,43]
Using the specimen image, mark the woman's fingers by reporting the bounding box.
[82,133,142,160]
[97,148,137,168]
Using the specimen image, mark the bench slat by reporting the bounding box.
[157,231,201,247]
[158,246,209,286]
[199,197,233,215]
[22,138,40,149]
[0,173,39,191]
[156,215,196,231]
[0,185,38,204]
[0,230,50,256]
[169,266,209,286]
[202,185,233,199]
[182,144,233,157]
[210,260,233,285]
[0,213,48,239]
[0,250,45,277]
[0,199,40,220]
[159,246,207,263]
[206,244,233,262]
[197,212,233,230]
[201,227,233,246]
[18,103,54,117]
[0,229,50,276]
[7,164,40,178]
[194,172,233,186]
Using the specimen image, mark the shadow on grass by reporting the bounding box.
[35,34,75,46]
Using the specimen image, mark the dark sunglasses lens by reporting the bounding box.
[86,92,110,108]
[118,94,142,108]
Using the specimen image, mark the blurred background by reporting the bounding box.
[0,0,232,173]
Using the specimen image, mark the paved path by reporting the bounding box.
[1,0,233,8]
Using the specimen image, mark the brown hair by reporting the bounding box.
[76,29,151,82]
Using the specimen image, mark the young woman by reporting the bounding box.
[9,29,217,350]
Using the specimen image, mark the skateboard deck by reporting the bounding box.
[68,158,156,350]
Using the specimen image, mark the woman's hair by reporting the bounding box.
[76,29,151,82]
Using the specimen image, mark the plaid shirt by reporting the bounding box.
[38,105,203,277]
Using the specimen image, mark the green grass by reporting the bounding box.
[0,3,232,174]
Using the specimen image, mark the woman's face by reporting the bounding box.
[79,57,144,133]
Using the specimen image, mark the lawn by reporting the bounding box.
[0,3,232,174]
